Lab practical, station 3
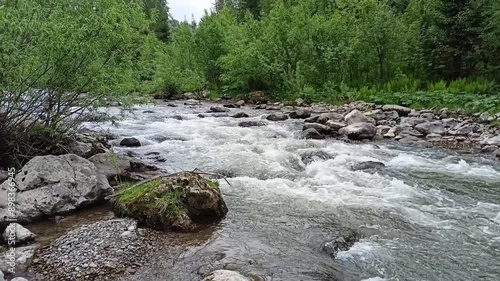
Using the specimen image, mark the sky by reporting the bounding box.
[169,0,214,21]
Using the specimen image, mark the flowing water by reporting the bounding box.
[85,102,500,281]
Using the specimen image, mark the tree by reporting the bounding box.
[0,0,158,165]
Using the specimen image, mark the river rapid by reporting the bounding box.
[85,101,500,281]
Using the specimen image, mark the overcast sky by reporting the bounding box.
[169,0,214,21]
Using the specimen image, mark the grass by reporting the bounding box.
[115,178,187,218]
[113,173,221,228]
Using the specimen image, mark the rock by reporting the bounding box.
[479,112,494,122]
[377,125,392,136]
[203,270,250,281]
[289,109,311,119]
[384,110,400,121]
[398,135,425,144]
[232,112,249,118]
[120,137,141,147]
[266,113,289,121]
[2,223,36,244]
[221,95,232,100]
[0,271,3,281]
[0,154,112,224]
[184,99,201,105]
[0,245,37,275]
[481,145,499,153]
[400,117,427,127]
[113,172,227,231]
[255,104,267,109]
[383,126,404,138]
[481,135,500,146]
[442,118,459,129]
[351,161,385,171]
[438,108,450,118]
[325,121,346,132]
[395,128,424,139]
[449,122,479,135]
[235,100,245,106]
[67,141,94,158]
[304,115,320,123]
[223,104,237,108]
[89,153,158,184]
[249,91,267,104]
[344,110,374,125]
[415,121,445,135]
[183,92,196,99]
[303,128,324,140]
[421,112,435,121]
[303,123,331,135]
[322,232,361,258]
[11,278,29,281]
[426,133,443,141]
[209,106,230,113]
[265,105,282,110]
[381,105,411,116]
[238,121,267,127]
[366,109,386,121]
[167,103,178,107]
[299,150,334,165]
[295,98,306,107]
[339,123,377,140]
[317,113,342,124]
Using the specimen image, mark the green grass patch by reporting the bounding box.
[115,178,187,219]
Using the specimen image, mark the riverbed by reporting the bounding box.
[83,101,500,281]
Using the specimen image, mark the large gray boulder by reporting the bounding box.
[0,154,112,224]
[339,123,377,140]
[203,270,250,281]
[2,223,36,244]
[302,123,331,135]
[344,110,374,125]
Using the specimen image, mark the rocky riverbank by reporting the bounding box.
[193,94,500,160]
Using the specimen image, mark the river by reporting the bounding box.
[85,101,500,281]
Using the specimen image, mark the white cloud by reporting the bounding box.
[169,0,214,21]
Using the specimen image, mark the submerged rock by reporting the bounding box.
[0,154,111,224]
[209,106,230,113]
[203,270,250,281]
[289,109,311,119]
[113,172,228,232]
[322,232,361,258]
[238,121,267,127]
[232,112,249,118]
[120,137,141,147]
[266,113,289,121]
[351,161,385,171]
[303,128,324,140]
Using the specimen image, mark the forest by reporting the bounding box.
[1,0,500,164]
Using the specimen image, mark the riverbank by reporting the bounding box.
[194,94,500,161]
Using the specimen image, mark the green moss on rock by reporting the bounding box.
[113,172,228,232]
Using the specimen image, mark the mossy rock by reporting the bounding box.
[113,172,228,232]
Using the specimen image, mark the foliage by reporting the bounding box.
[0,0,158,166]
